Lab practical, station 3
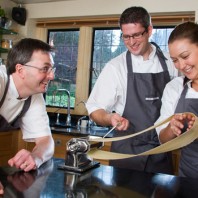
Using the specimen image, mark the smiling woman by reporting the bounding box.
[155,22,198,178]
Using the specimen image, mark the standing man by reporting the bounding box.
[86,6,178,174]
[0,38,55,171]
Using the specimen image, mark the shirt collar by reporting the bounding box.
[10,75,28,101]
[150,43,157,59]
[187,79,193,88]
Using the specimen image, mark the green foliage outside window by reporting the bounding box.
[46,29,79,108]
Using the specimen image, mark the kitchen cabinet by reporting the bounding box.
[0,130,35,166]
[0,130,20,166]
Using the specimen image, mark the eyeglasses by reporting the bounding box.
[22,64,56,74]
[121,30,147,41]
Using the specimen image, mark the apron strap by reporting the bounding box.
[0,75,10,108]
[150,42,170,74]
[126,50,133,73]
[0,74,31,127]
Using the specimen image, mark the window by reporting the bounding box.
[46,29,79,108]
[150,26,174,51]
[91,28,125,89]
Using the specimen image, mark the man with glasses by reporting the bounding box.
[0,38,55,175]
[86,6,178,173]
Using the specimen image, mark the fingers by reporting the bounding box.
[20,161,32,172]
[170,113,196,136]
[117,118,129,130]
[110,113,129,130]
[170,124,182,136]
[170,114,185,136]
[8,149,37,172]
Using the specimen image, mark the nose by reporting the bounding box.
[177,59,186,70]
[128,36,136,45]
[47,70,55,80]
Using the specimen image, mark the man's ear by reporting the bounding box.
[148,25,153,37]
[15,64,25,78]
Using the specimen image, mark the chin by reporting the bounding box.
[42,88,47,93]
[129,49,140,56]
[185,75,195,81]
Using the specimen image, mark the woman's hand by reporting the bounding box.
[169,113,195,136]
[160,113,196,143]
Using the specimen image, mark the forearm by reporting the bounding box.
[90,109,112,126]
[32,135,54,168]
[159,124,177,144]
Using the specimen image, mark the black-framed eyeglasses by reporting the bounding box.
[121,29,147,41]
[22,64,56,74]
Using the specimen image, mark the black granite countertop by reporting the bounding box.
[0,158,198,197]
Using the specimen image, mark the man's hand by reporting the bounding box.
[8,136,54,171]
[8,149,37,172]
[110,113,129,131]
[90,109,129,130]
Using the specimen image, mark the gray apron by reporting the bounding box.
[174,81,198,178]
[110,44,173,174]
[0,76,31,132]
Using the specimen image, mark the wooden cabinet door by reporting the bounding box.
[0,131,19,166]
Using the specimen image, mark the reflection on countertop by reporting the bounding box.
[1,158,198,198]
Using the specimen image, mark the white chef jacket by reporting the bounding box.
[0,65,51,141]
[86,44,178,116]
[155,76,198,135]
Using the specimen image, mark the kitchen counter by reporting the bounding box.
[0,158,197,198]
[50,125,114,138]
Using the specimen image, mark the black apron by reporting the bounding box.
[174,82,198,178]
[110,44,173,174]
[0,76,31,132]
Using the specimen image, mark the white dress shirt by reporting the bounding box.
[86,44,178,116]
[0,65,51,141]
